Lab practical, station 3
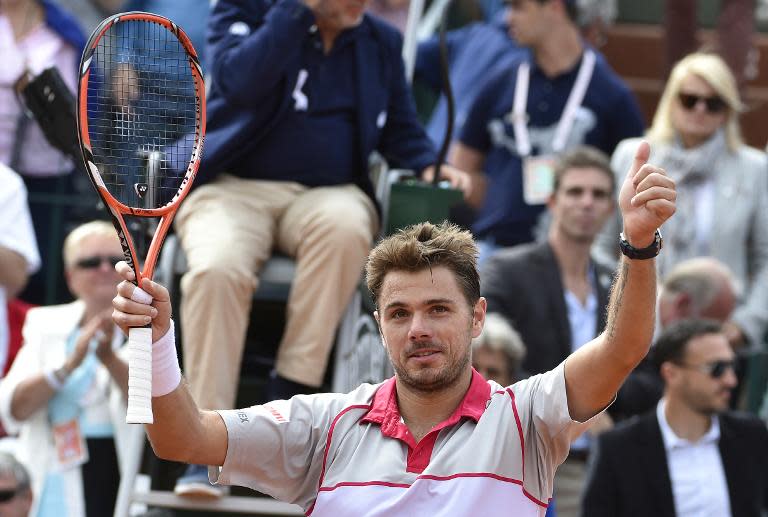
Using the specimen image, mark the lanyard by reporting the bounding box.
[509,49,596,157]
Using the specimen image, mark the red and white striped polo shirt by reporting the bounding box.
[213,362,590,516]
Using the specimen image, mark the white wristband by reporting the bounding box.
[152,320,182,397]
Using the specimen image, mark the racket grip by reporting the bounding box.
[126,326,154,424]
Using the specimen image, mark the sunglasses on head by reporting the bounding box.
[74,255,123,270]
[676,359,736,379]
[677,92,727,114]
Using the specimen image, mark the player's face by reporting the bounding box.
[672,333,738,415]
[549,166,614,243]
[375,266,485,394]
[66,233,124,309]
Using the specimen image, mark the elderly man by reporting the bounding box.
[113,141,675,515]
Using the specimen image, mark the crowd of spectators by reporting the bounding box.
[2,0,768,515]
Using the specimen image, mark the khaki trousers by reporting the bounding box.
[174,176,378,409]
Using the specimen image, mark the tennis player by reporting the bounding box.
[112,141,675,516]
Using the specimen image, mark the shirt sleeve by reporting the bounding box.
[0,166,40,273]
[511,362,607,497]
[212,393,346,510]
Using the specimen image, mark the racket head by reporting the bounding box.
[77,11,205,280]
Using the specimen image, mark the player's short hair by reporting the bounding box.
[63,220,118,268]
[366,221,480,308]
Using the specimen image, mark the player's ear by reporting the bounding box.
[471,298,486,338]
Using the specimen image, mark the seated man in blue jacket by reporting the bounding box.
[173,0,471,497]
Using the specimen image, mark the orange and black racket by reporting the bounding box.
[77,12,205,424]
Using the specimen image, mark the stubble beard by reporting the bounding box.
[389,342,472,394]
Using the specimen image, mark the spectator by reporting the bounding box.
[614,256,740,421]
[0,164,40,377]
[111,140,676,514]
[481,146,616,517]
[597,52,768,351]
[0,452,32,517]
[658,257,739,330]
[470,312,526,386]
[450,0,643,262]
[0,220,130,517]
[118,0,211,73]
[415,0,617,148]
[170,0,473,497]
[0,0,86,305]
[582,319,768,517]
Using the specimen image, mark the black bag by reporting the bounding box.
[15,66,80,165]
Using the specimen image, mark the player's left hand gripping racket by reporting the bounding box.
[77,12,205,424]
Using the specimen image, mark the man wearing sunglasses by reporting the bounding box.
[582,318,768,517]
[0,452,32,517]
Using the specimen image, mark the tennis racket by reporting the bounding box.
[77,12,205,424]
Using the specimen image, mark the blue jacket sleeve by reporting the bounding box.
[414,25,471,93]
[208,0,315,107]
[377,31,437,173]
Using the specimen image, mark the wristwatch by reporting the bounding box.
[619,230,663,260]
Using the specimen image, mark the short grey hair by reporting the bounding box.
[0,453,30,492]
[660,257,741,312]
[472,313,527,371]
[576,0,617,27]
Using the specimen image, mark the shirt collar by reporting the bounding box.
[361,368,491,434]
[656,398,720,451]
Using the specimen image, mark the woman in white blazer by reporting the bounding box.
[0,221,130,517]
[596,52,768,349]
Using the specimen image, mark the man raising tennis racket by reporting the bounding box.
[172,0,473,495]
[113,141,674,516]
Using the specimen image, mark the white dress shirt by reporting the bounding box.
[656,399,732,517]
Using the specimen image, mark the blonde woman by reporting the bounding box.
[596,52,768,349]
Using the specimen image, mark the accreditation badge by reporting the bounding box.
[522,155,557,205]
[52,419,89,470]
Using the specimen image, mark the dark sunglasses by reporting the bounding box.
[0,487,19,502]
[74,255,123,270]
[676,359,737,379]
[678,92,727,114]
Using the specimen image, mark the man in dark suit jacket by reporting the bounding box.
[481,146,616,517]
[481,146,615,377]
[582,319,768,517]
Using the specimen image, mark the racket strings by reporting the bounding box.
[86,18,200,210]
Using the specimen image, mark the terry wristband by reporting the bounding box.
[152,320,182,397]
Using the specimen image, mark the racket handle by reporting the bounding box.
[126,326,154,424]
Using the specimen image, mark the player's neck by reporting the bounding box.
[396,369,473,443]
[533,26,583,78]
[663,395,714,443]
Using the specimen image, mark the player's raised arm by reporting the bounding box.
[112,262,228,467]
[564,141,676,422]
